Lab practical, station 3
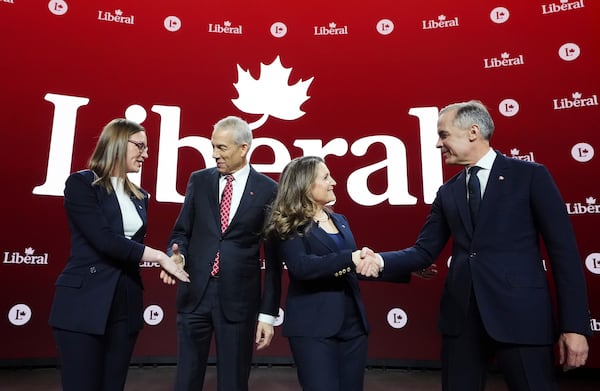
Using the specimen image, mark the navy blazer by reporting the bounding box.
[49,170,148,335]
[168,166,282,322]
[278,213,411,338]
[381,152,591,344]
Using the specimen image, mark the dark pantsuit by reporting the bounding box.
[49,170,148,391]
[288,290,368,391]
[53,322,138,391]
[175,278,255,391]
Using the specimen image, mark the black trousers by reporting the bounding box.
[175,277,256,391]
[441,296,557,391]
[288,290,368,391]
[53,320,138,391]
[53,275,139,391]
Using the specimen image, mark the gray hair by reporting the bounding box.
[439,100,495,140]
[213,116,253,148]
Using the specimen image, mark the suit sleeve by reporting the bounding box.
[279,233,355,281]
[167,173,196,257]
[530,165,591,335]
[379,192,450,277]
[64,172,145,265]
[260,238,283,316]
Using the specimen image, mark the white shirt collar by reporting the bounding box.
[467,148,496,172]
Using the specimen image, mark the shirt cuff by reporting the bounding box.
[375,253,384,271]
[258,313,276,325]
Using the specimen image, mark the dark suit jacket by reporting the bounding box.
[277,213,411,338]
[168,166,281,322]
[381,152,591,344]
[49,170,147,334]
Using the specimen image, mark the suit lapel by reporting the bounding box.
[226,167,255,232]
[309,214,353,252]
[475,153,510,235]
[209,169,221,231]
[130,195,147,241]
[309,222,336,252]
[451,170,473,235]
[96,185,126,236]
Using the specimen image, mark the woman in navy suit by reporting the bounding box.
[264,156,432,391]
[49,118,189,391]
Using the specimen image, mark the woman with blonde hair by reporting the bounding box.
[264,156,432,391]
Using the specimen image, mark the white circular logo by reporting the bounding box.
[498,99,520,117]
[8,304,32,326]
[48,0,68,16]
[558,43,580,62]
[386,308,408,329]
[571,142,595,163]
[490,7,510,24]
[376,19,395,35]
[270,22,287,38]
[585,253,600,275]
[143,305,164,326]
[273,307,284,327]
[125,104,148,124]
[164,16,182,32]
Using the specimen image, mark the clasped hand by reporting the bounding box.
[352,247,438,280]
[353,247,381,278]
[159,243,190,285]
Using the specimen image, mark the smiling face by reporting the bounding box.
[211,127,248,175]
[436,109,476,166]
[125,131,148,173]
[310,162,337,207]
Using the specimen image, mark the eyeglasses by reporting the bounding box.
[128,139,148,152]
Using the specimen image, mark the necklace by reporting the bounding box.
[314,212,329,223]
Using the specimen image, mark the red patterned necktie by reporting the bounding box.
[211,174,234,276]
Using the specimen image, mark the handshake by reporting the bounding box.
[352,247,382,278]
[351,247,438,279]
[159,243,189,285]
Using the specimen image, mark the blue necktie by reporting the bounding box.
[468,166,481,226]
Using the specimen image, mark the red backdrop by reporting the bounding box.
[1,0,599,367]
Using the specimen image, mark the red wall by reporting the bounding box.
[1,0,599,367]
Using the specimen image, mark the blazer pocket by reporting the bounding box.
[55,273,83,288]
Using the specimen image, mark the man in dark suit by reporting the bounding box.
[364,100,590,390]
[164,116,281,391]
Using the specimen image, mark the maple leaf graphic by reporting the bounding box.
[232,56,314,130]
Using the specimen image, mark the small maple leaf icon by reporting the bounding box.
[232,56,314,130]
[572,92,582,99]
[438,15,446,21]
[25,247,35,255]
[115,9,123,16]
[501,52,510,59]
[224,20,231,27]
[586,197,596,204]
[510,148,520,155]
[329,22,337,28]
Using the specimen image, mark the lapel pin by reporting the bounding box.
[250,191,254,196]
[499,176,505,181]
